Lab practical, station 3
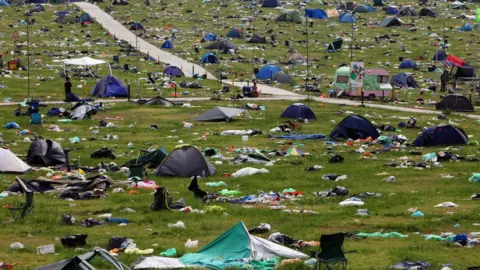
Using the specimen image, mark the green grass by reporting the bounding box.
[0,100,480,269]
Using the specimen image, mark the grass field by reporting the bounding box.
[0,100,480,269]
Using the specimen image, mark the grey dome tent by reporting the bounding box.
[26,137,66,167]
[29,4,45,13]
[450,1,466,10]
[275,9,304,23]
[287,53,306,64]
[141,96,176,106]
[436,94,474,112]
[419,7,437,17]
[352,5,369,13]
[204,40,237,50]
[398,6,418,16]
[194,107,245,121]
[248,34,267,43]
[379,16,404,27]
[70,103,97,120]
[156,145,216,177]
[0,148,31,173]
[273,71,293,84]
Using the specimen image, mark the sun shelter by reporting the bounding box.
[163,65,184,77]
[305,8,328,19]
[35,247,129,270]
[459,22,473,31]
[130,22,145,31]
[155,145,216,177]
[90,75,128,97]
[339,13,357,23]
[161,40,174,49]
[398,6,417,16]
[272,71,293,84]
[373,0,385,6]
[204,40,237,50]
[0,148,31,173]
[399,60,417,69]
[432,50,447,61]
[248,34,267,43]
[141,96,176,106]
[63,56,111,76]
[280,103,316,120]
[202,32,217,42]
[133,222,307,269]
[26,137,66,167]
[450,1,466,10]
[227,27,243,38]
[287,53,306,64]
[256,64,281,79]
[413,124,468,147]
[0,0,9,6]
[275,9,304,23]
[386,6,399,15]
[436,94,474,112]
[330,115,379,140]
[328,38,343,52]
[419,7,437,17]
[379,16,404,27]
[200,53,219,64]
[391,73,419,88]
[77,12,94,24]
[353,5,369,13]
[261,0,279,7]
[445,55,466,67]
[195,107,245,121]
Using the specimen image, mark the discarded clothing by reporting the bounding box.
[357,232,408,238]
[391,261,431,269]
[249,223,271,234]
[90,148,116,159]
[315,186,349,197]
[232,167,269,177]
[339,197,364,206]
[271,134,326,140]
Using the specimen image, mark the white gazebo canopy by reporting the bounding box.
[63,56,111,75]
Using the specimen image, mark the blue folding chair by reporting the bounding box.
[30,113,42,127]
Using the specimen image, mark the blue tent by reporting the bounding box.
[373,0,385,6]
[305,9,328,19]
[339,13,357,23]
[200,52,218,64]
[161,40,174,49]
[227,27,242,38]
[413,124,468,147]
[90,75,128,97]
[432,50,447,61]
[261,0,279,7]
[459,22,473,31]
[55,11,70,17]
[130,22,145,31]
[77,13,94,24]
[386,6,399,14]
[164,66,184,77]
[365,5,376,12]
[330,115,379,140]
[280,103,316,120]
[391,73,419,88]
[399,60,417,69]
[256,64,281,79]
[203,32,217,42]
[0,0,10,6]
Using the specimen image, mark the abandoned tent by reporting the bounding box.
[436,94,474,112]
[26,137,66,167]
[0,148,31,173]
[155,145,216,177]
[90,75,128,97]
[194,107,245,122]
[280,103,316,120]
[139,96,176,106]
[413,124,468,147]
[330,115,380,140]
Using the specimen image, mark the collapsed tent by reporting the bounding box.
[26,137,66,167]
[445,55,466,67]
[90,75,128,97]
[413,124,468,147]
[287,53,306,64]
[379,16,403,27]
[399,59,417,69]
[275,9,304,23]
[70,103,97,120]
[163,66,184,77]
[272,71,293,84]
[0,148,31,173]
[28,4,45,13]
[227,27,243,38]
[330,115,379,140]
[155,145,216,177]
[195,107,245,121]
[130,22,145,31]
[436,94,474,112]
[112,0,129,5]
[256,64,281,79]
[328,38,343,52]
[280,103,316,120]
[35,247,129,270]
[140,96,176,106]
[305,8,327,19]
[77,12,94,24]
[248,34,267,43]
[450,1,466,10]
[132,222,308,269]
[391,73,419,88]
[204,40,237,50]
[124,147,168,169]
[57,15,76,24]
[200,52,219,64]
[261,0,279,7]
[432,50,447,61]
[398,6,417,16]
[419,7,437,17]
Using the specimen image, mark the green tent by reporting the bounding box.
[275,9,305,23]
[124,147,168,168]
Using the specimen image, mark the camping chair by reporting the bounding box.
[30,112,43,128]
[311,233,355,270]
[129,163,145,179]
[9,178,34,220]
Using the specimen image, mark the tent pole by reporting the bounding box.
[136,24,139,98]
[26,17,30,98]
[305,15,309,98]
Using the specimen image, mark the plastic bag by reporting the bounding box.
[185,239,198,248]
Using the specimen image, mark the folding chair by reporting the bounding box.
[30,112,42,127]
[129,163,145,179]
[9,178,34,220]
[311,233,356,270]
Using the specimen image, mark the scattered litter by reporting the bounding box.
[159,248,177,257]
[10,242,24,249]
[37,244,55,255]
[435,202,458,208]
[185,239,198,248]
[232,167,269,177]
[168,221,186,229]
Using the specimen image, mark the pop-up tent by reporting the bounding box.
[373,0,385,6]
[436,94,474,112]
[227,27,243,38]
[202,32,217,42]
[328,38,343,52]
[200,52,219,64]
[26,137,66,167]
[287,53,306,64]
[305,8,328,19]
[432,50,447,61]
[90,75,128,97]
[0,148,31,173]
[280,103,316,120]
[398,6,417,16]
[386,6,399,14]
[132,222,308,269]
[0,0,10,6]
[77,12,94,24]
[163,65,184,77]
[379,16,404,27]
[130,22,145,31]
[450,1,466,10]
[195,107,245,121]
[63,56,111,75]
[419,7,437,17]
[273,71,293,84]
[399,59,417,69]
[256,64,281,79]
[352,5,369,13]
[155,145,216,177]
[391,73,419,88]
[413,124,468,147]
[261,0,279,7]
[161,40,174,49]
[140,96,176,106]
[339,13,357,23]
[459,22,473,31]
[330,115,379,140]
